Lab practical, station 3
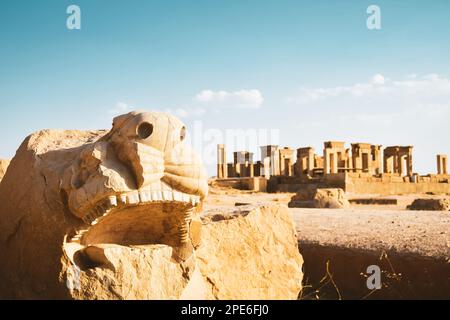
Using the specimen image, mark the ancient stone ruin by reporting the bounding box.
[216,142,450,195]
[0,111,303,299]
[407,199,450,211]
[288,188,350,209]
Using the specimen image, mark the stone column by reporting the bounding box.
[352,147,361,172]
[331,152,338,174]
[372,145,382,174]
[217,144,227,179]
[407,152,413,176]
[437,155,442,174]
[324,149,331,175]
[383,155,389,173]
[249,163,254,177]
[307,149,315,175]
[444,157,448,174]
[397,155,404,176]
[271,150,280,176]
[437,154,448,174]
[263,157,271,179]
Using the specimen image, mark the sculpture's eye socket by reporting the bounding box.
[180,126,186,141]
[137,122,153,139]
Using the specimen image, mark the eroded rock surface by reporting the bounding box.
[407,198,450,211]
[198,205,303,300]
[0,159,9,182]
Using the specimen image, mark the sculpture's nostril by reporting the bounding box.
[180,126,186,141]
[137,122,153,139]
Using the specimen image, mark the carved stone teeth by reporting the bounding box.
[127,192,139,205]
[90,210,98,219]
[96,206,104,216]
[178,209,193,244]
[88,190,199,217]
[182,193,190,203]
[139,190,149,203]
[173,191,182,202]
[162,191,173,201]
[108,196,118,207]
[83,214,94,224]
[144,190,152,202]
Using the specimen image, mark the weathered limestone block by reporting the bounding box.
[0,159,9,182]
[407,199,450,211]
[198,204,303,300]
[62,204,304,300]
[289,188,350,209]
[0,111,302,300]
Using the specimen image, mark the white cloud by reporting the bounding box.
[371,73,385,85]
[287,74,450,104]
[195,89,264,108]
[109,102,130,115]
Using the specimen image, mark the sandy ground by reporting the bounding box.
[205,186,450,259]
[293,209,450,259]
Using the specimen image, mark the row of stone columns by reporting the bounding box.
[218,144,449,179]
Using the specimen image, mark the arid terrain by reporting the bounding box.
[205,182,450,299]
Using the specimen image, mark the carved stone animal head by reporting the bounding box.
[61,111,207,262]
[0,111,209,299]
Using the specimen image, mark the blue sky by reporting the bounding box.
[1,0,450,175]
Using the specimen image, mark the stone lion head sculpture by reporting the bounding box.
[0,111,209,299]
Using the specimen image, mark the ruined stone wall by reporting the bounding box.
[267,172,450,195]
[214,177,267,192]
[268,174,346,193]
[345,173,450,195]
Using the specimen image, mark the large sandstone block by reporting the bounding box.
[0,111,302,300]
[198,205,303,300]
[289,188,350,209]
[407,199,450,211]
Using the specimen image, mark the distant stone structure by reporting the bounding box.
[383,146,413,176]
[437,154,448,175]
[216,141,450,195]
[217,144,227,179]
[351,143,382,175]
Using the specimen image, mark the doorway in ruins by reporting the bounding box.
[400,155,407,176]
[284,159,290,176]
[330,153,336,173]
[362,153,369,172]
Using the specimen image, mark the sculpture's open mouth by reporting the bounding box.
[64,182,201,268]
